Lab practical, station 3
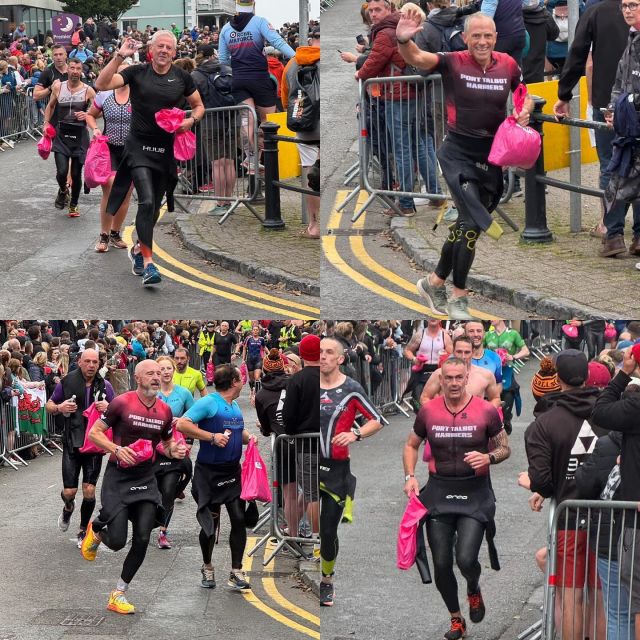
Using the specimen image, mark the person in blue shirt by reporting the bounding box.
[219,0,296,176]
[69,42,94,64]
[465,322,503,385]
[242,324,266,397]
[154,355,195,550]
[177,364,257,592]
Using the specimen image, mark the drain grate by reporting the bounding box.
[60,614,105,627]
[326,228,386,236]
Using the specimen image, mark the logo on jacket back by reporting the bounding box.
[566,420,597,478]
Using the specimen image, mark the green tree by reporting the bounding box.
[60,0,138,22]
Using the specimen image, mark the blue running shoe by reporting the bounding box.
[142,263,161,286]
[128,245,144,276]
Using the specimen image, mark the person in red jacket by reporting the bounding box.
[265,47,285,109]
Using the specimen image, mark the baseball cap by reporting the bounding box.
[586,361,611,388]
[554,349,588,387]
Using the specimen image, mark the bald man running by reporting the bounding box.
[80,359,187,615]
[420,335,501,408]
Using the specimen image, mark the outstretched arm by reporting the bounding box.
[396,8,439,72]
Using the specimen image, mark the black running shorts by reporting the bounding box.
[232,75,277,109]
[62,446,103,488]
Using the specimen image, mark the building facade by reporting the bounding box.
[119,0,235,32]
[0,0,63,43]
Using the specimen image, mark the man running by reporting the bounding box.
[404,357,510,640]
[465,322,503,388]
[176,364,255,591]
[43,57,95,217]
[173,347,208,397]
[420,335,501,408]
[80,360,187,615]
[46,348,114,547]
[95,31,205,286]
[34,44,68,101]
[211,321,240,367]
[242,324,266,399]
[319,336,383,607]
[396,9,532,319]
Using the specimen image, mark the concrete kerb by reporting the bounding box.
[389,218,609,319]
[173,211,320,297]
[298,558,320,597]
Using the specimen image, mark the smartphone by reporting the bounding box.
[356,34,365,45]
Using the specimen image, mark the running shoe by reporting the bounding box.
[54,188,68,210]
[444,616,467,640]
[201,564,216,589]
[128,245,144,276]
[447,296,476,321]
[57,501,75,532]
[468,589,485,623]
[228,570,251,591]
[76,529,86,549]
[95,233,109,253]
[157,531,172,549]
[443,206,459,222]
[80,522,101,561]
[208,205,228,217]
[320,582,334,607]
[67,204,80,218]
[142,263,161,286]
[198,182,215,193]
[109,231,127,249]
[416,277,448,315]
[107,589,135,615]
[241,158,265,176]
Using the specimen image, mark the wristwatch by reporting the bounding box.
[351,426,362,441]
[404,473,415,482]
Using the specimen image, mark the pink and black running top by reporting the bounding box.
[320,376,381,460]
[413,395,503,476]
[436,51,522,139]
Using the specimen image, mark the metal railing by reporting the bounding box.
[0,85,42,148]
[248,432,319,564]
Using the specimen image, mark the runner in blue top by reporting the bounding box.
[465,322,503,386]
[176,364,256,591]
[153,355,196,549]
[219,0,295,176]
[242,324,267,397]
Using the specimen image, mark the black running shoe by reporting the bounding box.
[201,564,216,589]
[444,616,466,640]
[227,570,251,591]
[320,582,334,607]
[54,188,68,210]
[468,588,485,623]
[58,502,74,532]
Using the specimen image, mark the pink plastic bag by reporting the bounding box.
[43,122,57,139]
[206,360,215,385]
[239,361,249,385]
[155,107,185,133]
[79,403,112,454]
[118,438,154,468]
[174,130,196,161]
[84,134,112,188]
[397,493,428,570]
[37,134,52,160]
[156,424,187,457]
[561,324,579,339]
[488,84,541,170]
[240,439,272,503]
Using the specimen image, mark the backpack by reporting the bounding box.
[431,20,466,53]
[196,66,235,110]
[286,63,319,132]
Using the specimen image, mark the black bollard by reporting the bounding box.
[521,96,553,243]
[261,121,286,230]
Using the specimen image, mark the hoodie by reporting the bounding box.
[525,387,601,505]
[254,373,289,436]
[267,56,285,96]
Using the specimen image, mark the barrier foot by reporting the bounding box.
[351,192,378,223]
[263,539,288,565]
[343,168,359,186]
[247,531,271,557]
[8,451,28,466]
[0,453,20,470]
[336,186,360,213]
[217,199,243,225]
[39,440,55,457]
[517,619,542,640]
[46,439,63,452]
[173,196,191,215]
[494,206,519,232]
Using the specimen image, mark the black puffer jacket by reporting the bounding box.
[255,373,289,437]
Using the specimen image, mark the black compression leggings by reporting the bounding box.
[94,500,157,584]
[198,498,246,569]
[131,166,167,255]
[54,153,82,206]
[434,195,483,290]
[320,493,344,577]
[157,472,181,529]
[426,514,485,613]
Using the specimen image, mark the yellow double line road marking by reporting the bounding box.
[122,213,320,319]
[323,190,496,320]
[241,537,320,639]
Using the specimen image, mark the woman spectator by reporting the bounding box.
[28,350,48,382]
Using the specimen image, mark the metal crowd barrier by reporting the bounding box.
[174,103,262,225]
[0,395,55,469]
[320,0,337,12]
[0,85,41,148]
[541,499,638,640]
[248,432,319,564]
[524,320,562,361]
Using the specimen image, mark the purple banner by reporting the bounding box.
[51,13,82,49]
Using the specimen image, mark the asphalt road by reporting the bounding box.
[0,386,318,640]
[0,139,319,319]
[319,0,534,319]
[321,358,548,640]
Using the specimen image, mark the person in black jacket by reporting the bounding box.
[283,335,320,547]
[553,0,640,256]
[255,349,300,538]
[591,348,640,638]
[524,349,603,640]
[522,2,560,83]
[575,429,632,640]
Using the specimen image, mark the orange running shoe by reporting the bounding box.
[80,522,101,561]
[107,590,135,614]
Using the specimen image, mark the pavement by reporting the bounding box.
[0,386,319,640]
[321,358,551,640]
